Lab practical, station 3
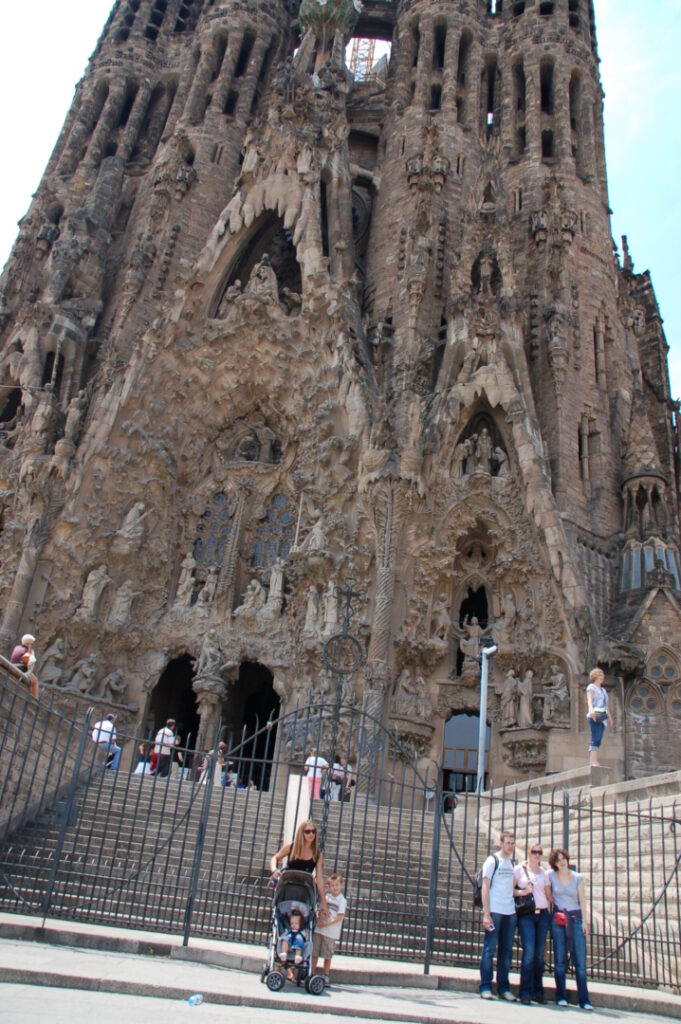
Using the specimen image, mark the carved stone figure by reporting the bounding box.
[543,664,570,726]
[175,551,197,606]
[303,585,321,636]
[108,580,139,629]
[40,637,67,686]
[265,557,286,615]
[299,514,326,554]
[234,579,266,618]
[245,254,279,303]
[195,629,223,677]
[460,615,484,668]
[64,389,88,445]
[198,565,219,606]
[474,428,493,475]
[431,593,451,641]
[77,565,111,620]
[92,668,128,704]
[497,668,519,728]
[67,653,98,693]
[323,579,339,635]
[394,668,430,719]
[517,669,535,728]
[113,502,150,554]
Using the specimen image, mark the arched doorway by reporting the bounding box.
[224,661,280,788]
[442,711,490,796]
[147,654,199,747]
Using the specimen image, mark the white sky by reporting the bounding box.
[0,1,679,394]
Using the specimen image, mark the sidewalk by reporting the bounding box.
[0,913,679,1022]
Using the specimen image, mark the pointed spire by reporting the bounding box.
[623,391,663,482]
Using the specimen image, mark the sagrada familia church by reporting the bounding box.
[0,0,679,785]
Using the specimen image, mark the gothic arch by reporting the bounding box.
[210,211,301,316]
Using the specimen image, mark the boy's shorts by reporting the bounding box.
[312,932,337,959]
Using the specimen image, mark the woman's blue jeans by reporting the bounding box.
[588,717,606,750]
[517,909,550,1000]
[479,912,517,995]
[551,913,590,1006]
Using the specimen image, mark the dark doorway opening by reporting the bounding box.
[442,711,490,798]
[224,661,280,789]
[147,654,198,748]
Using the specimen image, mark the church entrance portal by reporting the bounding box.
[147,654,199,748]
[442,711,490,796]
[223,661,280,788]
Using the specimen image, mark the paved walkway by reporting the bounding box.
[0,914,679,1022]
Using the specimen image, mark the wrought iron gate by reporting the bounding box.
[1,667,680,989]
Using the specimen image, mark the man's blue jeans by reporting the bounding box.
[100,741,121,770]
[551,912,590,1007]
[517,909,550,1000]
[480,912,517,995]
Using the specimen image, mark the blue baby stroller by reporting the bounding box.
[261,869,325,994]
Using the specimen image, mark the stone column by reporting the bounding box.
[118,80,153,162]
[193,675,227,753]
[186,39,220,124]
[414,16,434,109]
[0,521,42,646]
[235,37,271,121]
[86,82,128,167]
[57,82,109,176]
[213,32,245,112]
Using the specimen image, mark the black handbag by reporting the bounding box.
[515,866,537,917]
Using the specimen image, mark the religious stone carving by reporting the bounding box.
[264,556,286,617]
[194,628,226,678]
[64,388,89,446]
[113,503,150,555]
[76,565,111,621]
[322,579,339,635]
[39,637,67,686]
[502,733,548,772]
[496,668,519,729]
[303,584,321,637]
[431,593,451,642]
[66,653,98,693]
[91,668,129,705]
[245,254,279,304]
[393,668,431,720]
[234,579,267,620]
[298,514,326,555]
[108,580,139,629]
[198,565,219,606]
[542,664,570,727]
[175,551,197,606]
[460,615,485,671]
[516,669,535,728]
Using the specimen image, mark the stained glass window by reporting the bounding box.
[193,492,233,566]
[251,493,295,569]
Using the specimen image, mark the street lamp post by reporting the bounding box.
[476,642,498,793]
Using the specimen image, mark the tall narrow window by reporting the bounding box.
[569,70,583,170]
[481,57,499,140]
[411,22,420,68]
[433,23,446,70]
[540,59,554,115]
[235,32,255,78]
[512,59,526,157]
[456,31,472,125]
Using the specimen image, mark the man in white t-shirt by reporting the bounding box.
[312,873,346,988]
[304,749,328,800]
[479,830,518,1001]
[154,718,176,777]
[91,714,121,770]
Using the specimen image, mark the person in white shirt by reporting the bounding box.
[311,873,346,988]
[303,748,328,800]
[154,718,176,777]
[91,714,121,770]
[479,831,518,1001]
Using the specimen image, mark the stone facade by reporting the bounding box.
[0,0,679,784]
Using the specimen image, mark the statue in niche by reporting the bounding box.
[431,594,451,642]
[303,585,321,636]
[452,437,473,479]
[175,551,196,606]
[92,669,128,704]
[198,565,219,606]
[77,565,111,620]
[299,514,326,555]
[113,502,150,554]
[119,233,157,324]
[474,428,493,474]
[460,615,484,669]
[517,669,535,728]
[479,252,494,296]
[497,668,519,729]
[67,653,98,693]
[30,389,58,442]
[108,580,140,629]
[40,637,67,686]
[493,446,509,477]
[195,629,224,677]
[543,664,570,726]
[460,338,482,381]
[64,388,88,445]
[501,591,517,629]
[245,254,279,303]
[322,579,339,635]
[234,578,266,618]
[265,557,286,616]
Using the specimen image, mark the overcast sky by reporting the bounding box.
[1,1,679,393]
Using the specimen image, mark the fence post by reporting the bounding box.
[562,789,570,851]
[41,708,93,923]
[182,722,220,947]
[424,782,442,975]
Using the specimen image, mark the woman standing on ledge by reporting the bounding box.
[586,668,611,768]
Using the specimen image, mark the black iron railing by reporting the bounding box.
[1,664,680,989]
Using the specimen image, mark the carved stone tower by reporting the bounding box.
[1,0,679,783]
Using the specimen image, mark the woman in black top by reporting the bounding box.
[270,820,329,921]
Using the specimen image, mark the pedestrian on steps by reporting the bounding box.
[10,633,39,701]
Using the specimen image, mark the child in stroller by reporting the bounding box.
[261,869,326,995]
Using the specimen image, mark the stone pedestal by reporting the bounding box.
[193,674,227,752]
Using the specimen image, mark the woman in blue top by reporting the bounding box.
[547,848,592,1011]
[586,668,612,767]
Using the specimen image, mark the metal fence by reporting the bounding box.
[1,665,680,990]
